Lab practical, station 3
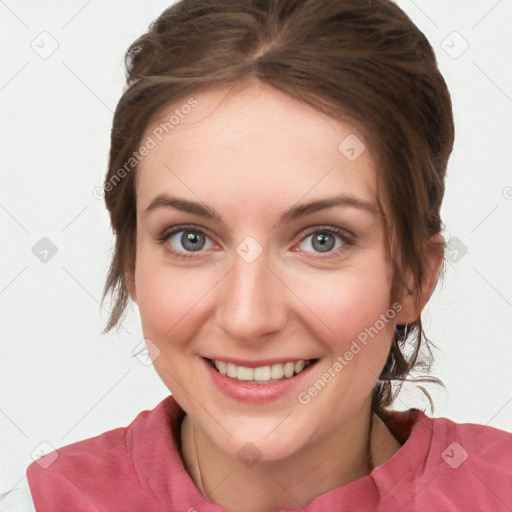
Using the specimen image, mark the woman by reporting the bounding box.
[22,0,512,510]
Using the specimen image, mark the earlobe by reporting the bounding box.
[395,234,445,325]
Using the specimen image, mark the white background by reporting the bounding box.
[1,0,511,498]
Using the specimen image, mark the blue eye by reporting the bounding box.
[158,225,215,259]
[297,226,353,255]
[158,224,354,260]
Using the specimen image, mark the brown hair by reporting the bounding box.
[102,0,454,414]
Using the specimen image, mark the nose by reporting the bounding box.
[214,246,288,344]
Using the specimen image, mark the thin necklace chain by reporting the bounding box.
[190,412,377,500]
[191,420,207,497]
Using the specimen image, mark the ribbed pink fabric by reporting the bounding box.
[26,395,512,511]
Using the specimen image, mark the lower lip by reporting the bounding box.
[202,357,318,403]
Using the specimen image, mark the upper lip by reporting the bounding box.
[203,356,319,368]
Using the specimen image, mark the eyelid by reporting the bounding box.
[157,223,356,258]
[296,225,356,244]
[291,225,356,259]
[156,224,219,260]
[157,223,215,242]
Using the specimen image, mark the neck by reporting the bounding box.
[180,398,401,512]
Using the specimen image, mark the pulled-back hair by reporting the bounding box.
[102,0,454,414]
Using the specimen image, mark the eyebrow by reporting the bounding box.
[144,194,378,223]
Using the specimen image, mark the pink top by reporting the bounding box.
[26,395,512,511]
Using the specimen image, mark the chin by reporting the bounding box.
[206,413,314,464]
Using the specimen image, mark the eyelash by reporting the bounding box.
[156,224,355,260]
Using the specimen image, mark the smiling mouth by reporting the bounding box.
[206,357,320,383]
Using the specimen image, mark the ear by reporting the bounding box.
[126,268,137,304]
[395,234,444,324]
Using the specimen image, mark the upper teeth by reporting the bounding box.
[213,359,309,382]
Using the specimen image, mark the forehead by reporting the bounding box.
[136,81,378,213]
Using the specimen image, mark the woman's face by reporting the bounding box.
[132,81,407,461]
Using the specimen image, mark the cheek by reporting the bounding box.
[137,282,201,342]
[293,262,394,345]
[133,248,213,346]
[134,262,216,389]
[297,267,396,414]
[288,261,396,402]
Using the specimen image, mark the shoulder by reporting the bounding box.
[384,407,512,464]
[26,395,183,511]
[410,410,512,509]
[375,408,512,510]
[428,413,512,469]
